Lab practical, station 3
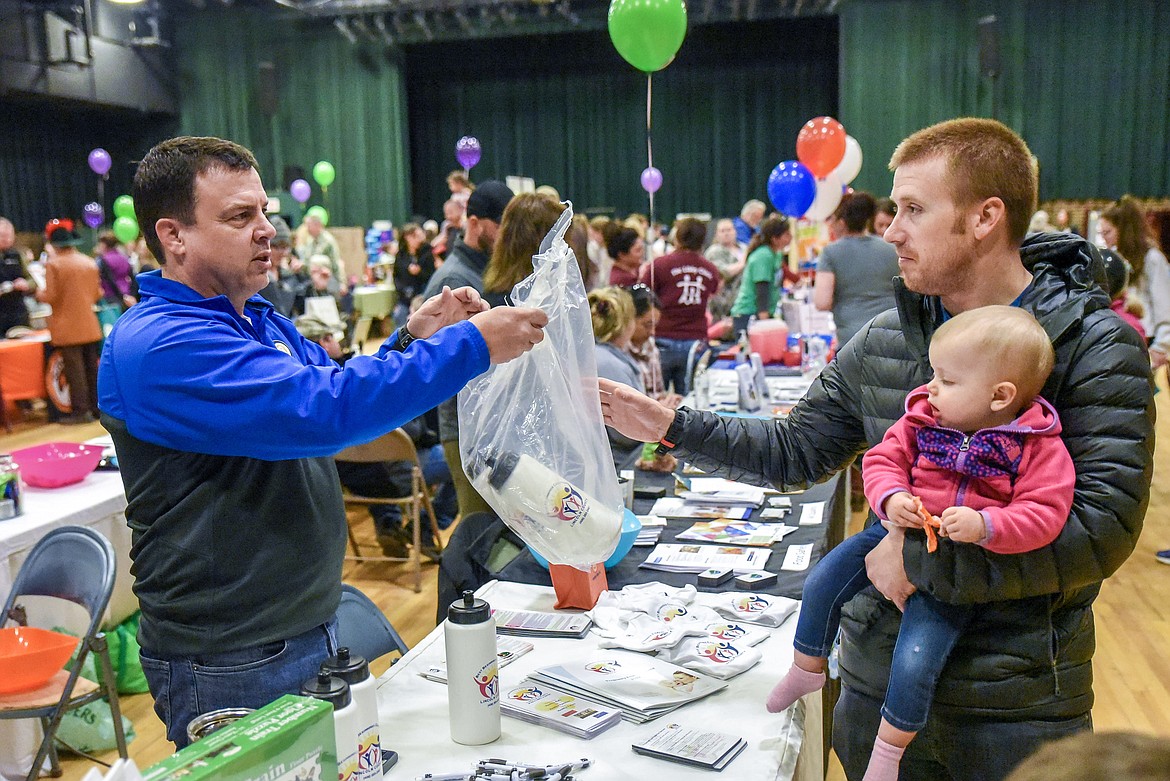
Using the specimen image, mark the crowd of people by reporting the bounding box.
[1,116,1168,780]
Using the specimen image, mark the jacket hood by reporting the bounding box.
[903,385,1063,438]
[896,231,1110,361]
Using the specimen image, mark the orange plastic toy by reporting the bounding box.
[913,497,943,553]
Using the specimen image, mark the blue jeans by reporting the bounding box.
[139,618,339,748]
[654,336,698,395]
[795,523,970,732]
[833,684,1091,781]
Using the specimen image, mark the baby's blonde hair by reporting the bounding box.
[931,306,1054,403]
[588,286,635,344]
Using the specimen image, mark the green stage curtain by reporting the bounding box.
[405,17,839,222]
[840,0,1170,200]
[175,9,412,227]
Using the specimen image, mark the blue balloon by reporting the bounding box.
[767,160,817,218]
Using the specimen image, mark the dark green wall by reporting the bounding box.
[404,17,839,222]
[175,8,412,227]
[840,0,1170,202]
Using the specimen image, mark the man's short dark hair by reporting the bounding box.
[674,217,706,251]
[607,227,640,259]
[133,136,259,264]
[834,191,877,233]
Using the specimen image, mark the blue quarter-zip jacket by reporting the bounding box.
[97,270,489,656]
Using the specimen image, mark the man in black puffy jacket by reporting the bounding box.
[599,118,1154,781]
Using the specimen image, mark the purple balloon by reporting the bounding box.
[83,202,104,229]
[455,136,482,169]
[88,148,112,176]
[640,166,663,194]
[290,178,312,204]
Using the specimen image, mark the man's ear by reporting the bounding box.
[989,380,1018,412]
[972,197,1007,241]
[154,218,184,261]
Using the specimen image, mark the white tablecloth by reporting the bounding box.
[374,580,822,781]
[0,469,134,627]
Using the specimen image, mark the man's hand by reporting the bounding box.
[599,378,676,443]
[12,278,29,293]
[468,306,548,363]
[939,506,986,543]
[883,491,924,528]
[865,526,916,611]
[408,286,489,339]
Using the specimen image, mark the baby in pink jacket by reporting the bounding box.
[766,306,1075,781]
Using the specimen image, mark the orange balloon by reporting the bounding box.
[796,116,847,178]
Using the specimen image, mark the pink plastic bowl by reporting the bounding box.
[10,442,103,488]
[0,627,79,695]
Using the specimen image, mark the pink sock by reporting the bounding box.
[765,662,826,713]
[862,736,906,781]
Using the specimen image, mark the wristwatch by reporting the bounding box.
[391,324,417,352]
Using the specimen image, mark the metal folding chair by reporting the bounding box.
[335,428,444,592]
[0,526,127,781]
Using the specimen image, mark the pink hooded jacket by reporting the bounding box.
[863,385,1076,555]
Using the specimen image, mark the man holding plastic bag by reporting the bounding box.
[97,135,547,747]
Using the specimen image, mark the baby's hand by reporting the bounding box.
[883,492,923,528]
[939,507,986,543]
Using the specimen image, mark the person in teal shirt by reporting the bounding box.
[731,215,792,335]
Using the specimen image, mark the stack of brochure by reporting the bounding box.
[631,722,747,770]
[528,652,727,723]
[675,520,798,547]
[639,543,771,574]
[492,608,592,639]
[500,678,623,738]
[677,477,768,508]
[649,498,753,520]
[419,636,534,684]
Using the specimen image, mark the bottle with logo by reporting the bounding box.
[0,455,22,520]
[444,590,500,745]
[301,670,359,781]
[479,451,620,567]
[323,648,381,781]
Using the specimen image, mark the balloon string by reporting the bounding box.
[646,71,655,329]
[645,72,655,229]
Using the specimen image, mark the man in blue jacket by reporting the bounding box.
[97,136,547,746]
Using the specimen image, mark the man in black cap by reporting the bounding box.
[422,179,514,522]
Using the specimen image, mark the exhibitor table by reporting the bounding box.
[374,579,821,781]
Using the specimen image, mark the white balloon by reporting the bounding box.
[833,135,863,185]
[803,173,845,222]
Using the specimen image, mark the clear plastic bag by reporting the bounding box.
[459,204,622,568]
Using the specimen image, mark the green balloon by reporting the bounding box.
[312,161,336,188]
[113,195,135,220]
[112,216,139,245]
[305,205,330,227]
[607,0,687,73]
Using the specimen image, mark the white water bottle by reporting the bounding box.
[323,648,382,780]
[483,451,620,566]
[444,590,500,745]
[301,670,359,781]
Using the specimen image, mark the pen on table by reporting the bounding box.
[485,758,591,773]
[414,773,476,781]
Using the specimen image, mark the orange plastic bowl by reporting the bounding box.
[0,627,79,695]
[10,442,103,488]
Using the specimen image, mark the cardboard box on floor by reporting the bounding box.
[142,695,336,781]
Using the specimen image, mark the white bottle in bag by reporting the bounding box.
[444,591,501,745]
[323,648,382,780]
[301,671,359,781]
[484,451,620,563]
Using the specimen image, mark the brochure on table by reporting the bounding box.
[373,580,808,780]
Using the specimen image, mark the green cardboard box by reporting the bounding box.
[143,695,338,781]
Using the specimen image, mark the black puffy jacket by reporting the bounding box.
[665,232,1153,720]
